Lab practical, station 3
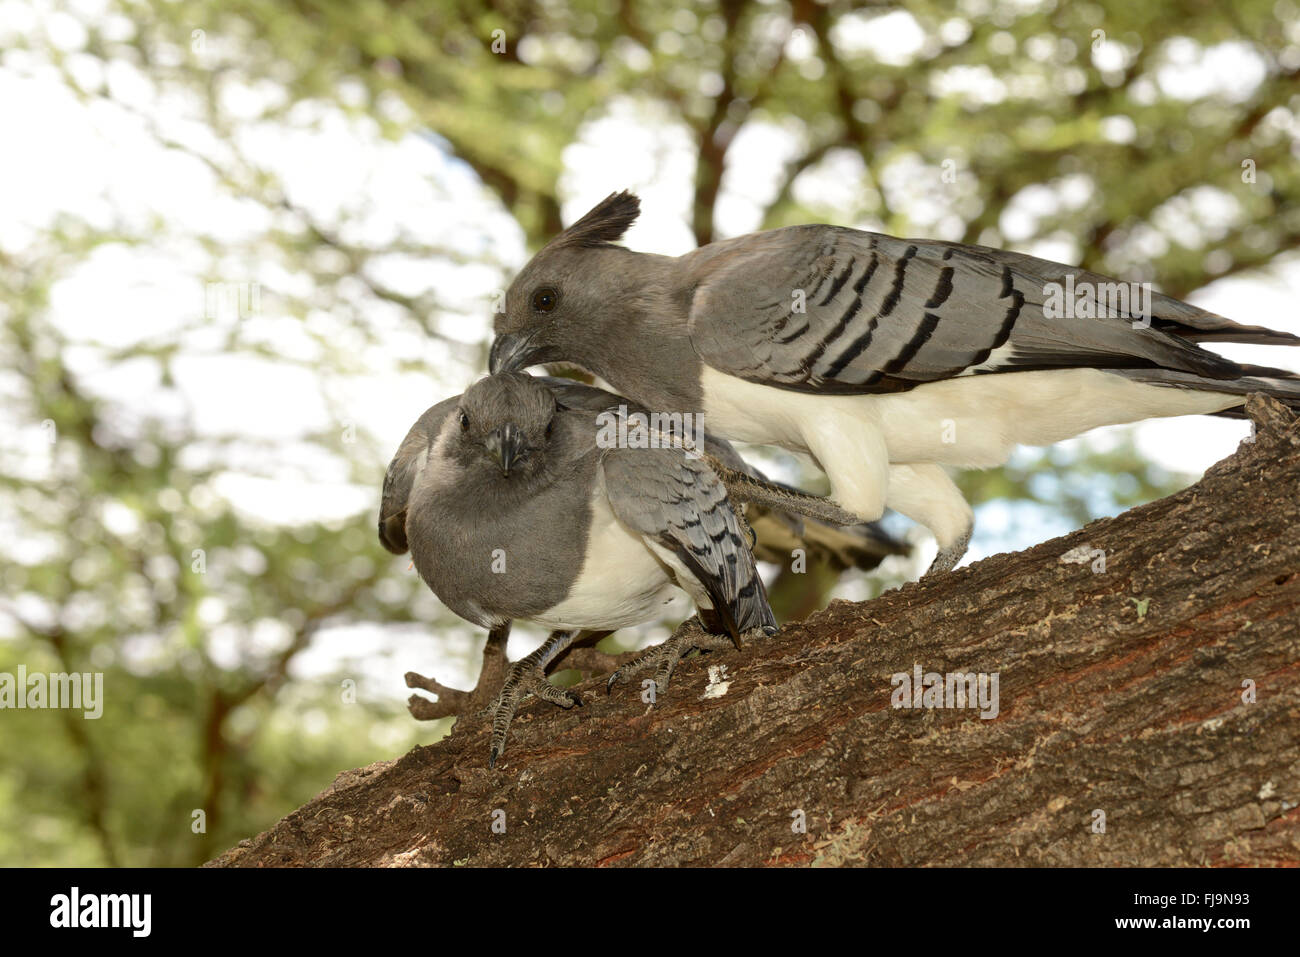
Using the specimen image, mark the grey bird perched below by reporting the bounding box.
[490,191,1300,574]
[379,373,869,766]
[381,376,904,747]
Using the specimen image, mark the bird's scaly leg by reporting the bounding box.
[406,625,510,722]
[734,506,758,550]
[488,629,583,769]
[924,525,972,577]
[606,616,763,702]
[885,463,974,577]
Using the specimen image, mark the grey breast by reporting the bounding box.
[404,413,602,629]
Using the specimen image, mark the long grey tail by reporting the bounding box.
[1162,320,1300,347]
[1119,365,1300,418]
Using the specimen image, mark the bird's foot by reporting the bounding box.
[488,631,582,769]
[924,526,972,577]
[406,626,511,723]
[606,616,757,703]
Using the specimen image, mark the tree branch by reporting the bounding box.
[210,397,1300,867]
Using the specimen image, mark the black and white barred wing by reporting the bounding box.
[685,227,1291,395]
[601,447,776,640]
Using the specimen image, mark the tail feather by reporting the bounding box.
[1120,367,1300,413]
[1161,321,1300,347]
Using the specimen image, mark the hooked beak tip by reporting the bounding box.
[489,423,526,476]
[489,332,536,375]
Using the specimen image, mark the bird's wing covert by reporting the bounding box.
[601,447,775,638]
[686,227,1263,394]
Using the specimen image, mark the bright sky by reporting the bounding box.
[4,3,1298,697]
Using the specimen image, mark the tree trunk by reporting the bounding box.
[209,397,1300,867]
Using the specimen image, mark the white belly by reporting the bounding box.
[700,365,1239,543]
[700,366,1239,468]
[531,491,680,631]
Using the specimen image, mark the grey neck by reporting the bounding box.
[566,249,703,414]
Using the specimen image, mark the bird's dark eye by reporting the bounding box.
[531,287,558,313]
[459,411,470,431]
[545,417,555,438]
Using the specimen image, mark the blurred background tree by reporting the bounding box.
[2,0,1297,864]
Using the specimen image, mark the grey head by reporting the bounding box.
[489,190,643,377]
[443,372,566,489]
[377,374,566,555]
[488,188,670,369]
[489,191,705,411]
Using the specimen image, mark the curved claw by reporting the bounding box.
[925,526,973,577]
[487,639,585,768]
[603,618,745,705]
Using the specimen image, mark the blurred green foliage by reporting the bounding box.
[2,0,1295,865]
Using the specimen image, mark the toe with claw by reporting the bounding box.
[925,526,973,578]
[606,616,766,704]
[487,629,582,769]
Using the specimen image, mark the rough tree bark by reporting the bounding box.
[209,397,1300,867]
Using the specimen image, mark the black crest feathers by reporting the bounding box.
[552,190,641,248]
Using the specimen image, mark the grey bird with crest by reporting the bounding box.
[380,373,870,767]
[490,191,1300,574]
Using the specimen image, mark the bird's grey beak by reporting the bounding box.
[489,331,541,374]
[486,422,527,476]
